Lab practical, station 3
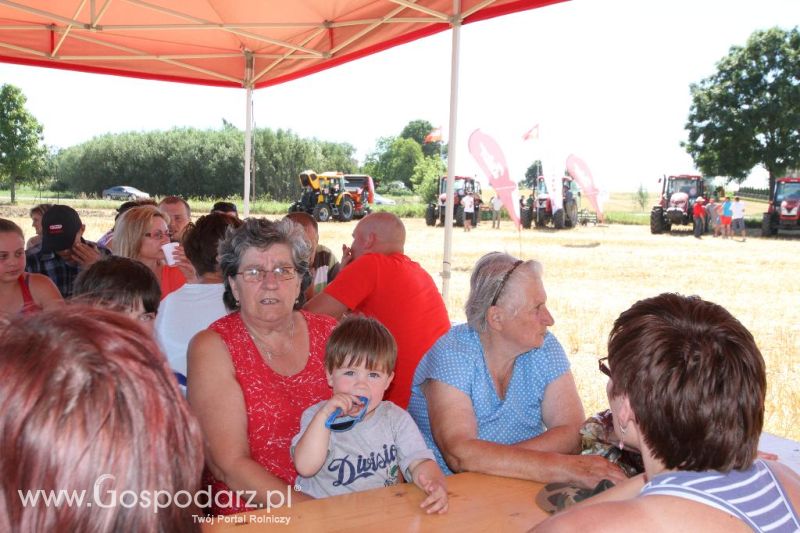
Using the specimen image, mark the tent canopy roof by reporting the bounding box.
[0,0,563,89]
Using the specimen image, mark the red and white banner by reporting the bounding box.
[424,127,442,144]
[468,129,521,228]
[522,124,539,142]
[566,154,604,218]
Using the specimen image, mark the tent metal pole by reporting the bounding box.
[243,51,254,217]
[442,0,461,305]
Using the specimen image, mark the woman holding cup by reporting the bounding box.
[113,205,194,299]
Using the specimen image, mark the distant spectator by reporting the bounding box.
[731,196,746,242]
[462,192,475,232]
[212,201,238,217]
[113,205,190,299]
[156,213,242,388]
[0,306,204,533]
[491,196,503,229]
[705,197,719,237]
[0,218,63,316]
[26,205,110,298]
[72,256,161,335]
[721,196,733,238]
[97,199,158,249]
[285,212,340,301]
[159,196,192,242]
[692,197,705,239]
[25,203,52,253]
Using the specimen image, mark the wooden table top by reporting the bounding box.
[201,472,549,532]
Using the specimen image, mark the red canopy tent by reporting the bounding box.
[0,0,566,301]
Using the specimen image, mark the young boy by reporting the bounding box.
[292,316,448,514]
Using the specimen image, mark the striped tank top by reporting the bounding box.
[641,459,800,532]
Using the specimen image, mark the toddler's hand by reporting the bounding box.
[418,473,448,514]
[324,392,364,418]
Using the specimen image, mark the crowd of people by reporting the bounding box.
[694,195,748,241]
[0,198,796,532]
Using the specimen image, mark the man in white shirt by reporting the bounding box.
[491,196,503,228]
[462,193,475,232]
[731,196,746,241]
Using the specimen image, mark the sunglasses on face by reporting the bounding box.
[598,357,611,377]
[325,396,369,432]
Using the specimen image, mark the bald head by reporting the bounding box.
[352,212,405,257]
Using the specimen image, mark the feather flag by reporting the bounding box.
[424,127,442,144]
[468,129,521,228]
[566,154,605,219]
[522,124,539,142]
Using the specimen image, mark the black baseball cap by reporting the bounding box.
[40,205,82,253]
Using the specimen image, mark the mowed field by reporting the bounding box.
[3,205,798,441]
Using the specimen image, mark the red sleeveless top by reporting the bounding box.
[206,310,335,515]
[18,274,42,315]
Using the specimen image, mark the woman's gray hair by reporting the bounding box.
[465,252,543,332]
[218,218,311,311]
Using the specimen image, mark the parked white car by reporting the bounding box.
[373,193,396,205]
[102,185,150,200]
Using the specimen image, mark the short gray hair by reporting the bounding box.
[218,218,311,310]
[465,252,542,332]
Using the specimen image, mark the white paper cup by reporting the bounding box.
[161,242,179,266]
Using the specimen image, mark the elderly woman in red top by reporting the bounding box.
[0,219,62,316]
[188,218,336,514]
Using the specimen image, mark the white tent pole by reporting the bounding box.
[243,51,254,217]
[442,0,461,305]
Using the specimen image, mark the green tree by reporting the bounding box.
[683,27,800,199]
[411,156,446,203]
[633,183,649,211]
[364,136,424,188]
[523,160,543,188]
[0,84,47,204]
[400,119,441,158]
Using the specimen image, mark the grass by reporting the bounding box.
[2,195,797,443]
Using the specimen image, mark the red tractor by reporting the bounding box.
[425,176,482,227]
[762,176,800,236]
[523,176,579,229]
[341,173,375,219]
[650,174,708,234]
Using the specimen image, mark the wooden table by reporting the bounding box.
[201,472,548,532]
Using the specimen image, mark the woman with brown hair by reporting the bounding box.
[0,218,63,316]
[534,293,800,532]
[0,306,204,532]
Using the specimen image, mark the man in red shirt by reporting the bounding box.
[693,197,706,239]
[305,213,450,408]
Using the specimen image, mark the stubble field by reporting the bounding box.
[3,205,798,441]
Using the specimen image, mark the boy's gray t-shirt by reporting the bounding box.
[291,400,435,497]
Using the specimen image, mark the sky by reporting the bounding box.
[0,0,797,193]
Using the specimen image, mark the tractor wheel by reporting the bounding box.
[553,209,566,229]
[762,213,777,237]
[535,209,546,228]
[650,208,665,234]
[566,201,578,228]
[425,205,437,226]
[313,204,332,222]
[455,205,465,227]
[521,208,532,229]
[337,197,354,222]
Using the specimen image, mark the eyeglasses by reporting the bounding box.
[491,260,524,306]
[236,266,297,283]
[598,357,611,377]
[325,396,369,432]
[144,230,172,240]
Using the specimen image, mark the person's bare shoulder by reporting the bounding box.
[531,500,646,533]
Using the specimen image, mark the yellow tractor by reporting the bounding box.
[288,170,356,222]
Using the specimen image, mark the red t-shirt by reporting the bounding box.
[160,264,187,300]
[693,202,706,217]
[323,253,450,408]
